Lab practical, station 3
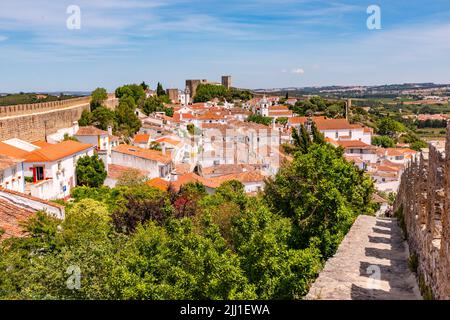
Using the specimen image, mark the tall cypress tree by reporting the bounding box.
[299,124,311,154]
[311,122,325,145]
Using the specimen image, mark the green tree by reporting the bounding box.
[140,81,149,91]
[156,82,165,97]
[115,84,146,108]
[231,199,322,299]
[90,88,108,111]
[264,143,374,258]
[276,117,288,126]
[247,114,272,126]
[76,155,107,188]
[91,106,116,130]
[115,96,142,137]
[78,110,92,126]
[0,200,124,299]
[372,135,396,148]
[377,118,406,137]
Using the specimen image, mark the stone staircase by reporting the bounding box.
[306,215,422,300]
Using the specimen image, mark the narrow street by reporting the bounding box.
[306,215,422,300]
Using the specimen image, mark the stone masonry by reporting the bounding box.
[393,126,450,299]
[0,95,118,142]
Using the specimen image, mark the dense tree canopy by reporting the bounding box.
[193,84,253,103]
[90,88,108,111]
[75,155,107,188]
[0,138,374,300]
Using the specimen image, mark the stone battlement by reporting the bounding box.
[393,128,450,299]
[0,96,91,118]
[0,94,118,141]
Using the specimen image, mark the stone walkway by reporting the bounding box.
[306,215,422,300]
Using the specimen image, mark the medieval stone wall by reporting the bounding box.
[0,95,118,142]
[394,127,450,299]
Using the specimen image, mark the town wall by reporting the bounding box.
[393,127,450,299]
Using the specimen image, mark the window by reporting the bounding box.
[335,131,339,138]
[33,166,45,182]
[0,171,3,184]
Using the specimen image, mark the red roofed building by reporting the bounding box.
[112,144,173,180]
[288,116,373,145]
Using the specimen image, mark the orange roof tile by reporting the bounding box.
[0,155,22,170]
[212,171,265,185]
[0,142,30,160]
[113,144,172,164]
[24,141,93,162]
[134,134,150,144]
[337,140,375,149]
[31,141,53,148]
[147,178,170,191]
[75,126,108,136]
[171,173,220,190]
[107,164,150,180]
[155,137,181,146]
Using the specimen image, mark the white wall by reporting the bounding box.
[24,148,94,200]
[111,151,172,179]
[0,163,25,193]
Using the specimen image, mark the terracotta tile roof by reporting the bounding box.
[147,178,170,191]
[109,135,120,142]
[386,148,417,157]
[155,137,181,146]
[133,134,150,144]
[0,155,22,170]
[25,141,93,162]
[75,126,108,136]
[315,118,363,131]
[337,140,375,149]
[201,164,260,176]
[171,173,220,190]
[107,164,150,180]
[31,141,53,148]
[268,110,293,117]
[0,198,34,240]
[0,142,30,159]
[113,144,172,164]
[288,116,326,125]
[212,171,265,184]
[174,163,192,175]
[0,188,65,241]
[269,105,290,111]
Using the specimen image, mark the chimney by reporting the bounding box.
[161,142,166,155]
[73,121,79,134]
[107,125,113,136]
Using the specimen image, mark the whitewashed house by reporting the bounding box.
[111,144,173,180]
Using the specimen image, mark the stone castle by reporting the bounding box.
[394,126,450,299]
[0,95,117,142]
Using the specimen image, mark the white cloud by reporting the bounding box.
[0,35,7,42]
[291,68,305,74]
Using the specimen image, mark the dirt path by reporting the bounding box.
[306,215,422,300]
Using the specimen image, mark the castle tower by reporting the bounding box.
[222,76,232,89]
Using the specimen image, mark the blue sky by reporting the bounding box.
[0,0,449,92]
